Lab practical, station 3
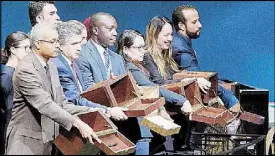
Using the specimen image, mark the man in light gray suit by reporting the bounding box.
[75,12,127,89]
[5,23,102,155]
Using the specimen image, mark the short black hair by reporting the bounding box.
[172,5,197,31]
[28,1,55,26]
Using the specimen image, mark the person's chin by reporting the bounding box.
[109,40,116,45]
[163,46,169,50]
[74,55,80,60]
[51,52,58,57]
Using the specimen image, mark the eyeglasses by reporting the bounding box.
[14,45,31,52]
[131,45,148,51]
[37,38,59,45]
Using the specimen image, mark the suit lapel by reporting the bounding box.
[48,62,57,101]
[87,41,107,80]
[31,53,54,97]
[57,54,79,84]
[73,61,85,90]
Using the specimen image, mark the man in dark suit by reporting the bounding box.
[5,22,102,155]
[171,5,240,113]
[51,21,128,121]
[171,5,241,141]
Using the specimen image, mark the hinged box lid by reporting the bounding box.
[173,71,218,103]
[81,73,165,117]
[54,111,136,155]
[142,115,181,136]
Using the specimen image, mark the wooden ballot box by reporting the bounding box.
[162,80,202,107]
[81,73,165,117]
[173,71,218,104]
[54,111,136,155]
[142,115,181,136]
[190,106,235,127]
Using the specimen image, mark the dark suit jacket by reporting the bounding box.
[0,85,6,155]
[172,32,238,108]
[6,53,92,155]
[75,40,127,89]
[172,31,200,71]
[142,53,180,85]
[50,54,108,111]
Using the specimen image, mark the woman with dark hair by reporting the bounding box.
[1,31,30,126]
[117,29,193,151]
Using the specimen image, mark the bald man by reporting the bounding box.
[76,12,126,89]
[76,12,156,155]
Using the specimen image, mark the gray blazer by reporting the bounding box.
[75,40,127,89]
[6,53,92,155]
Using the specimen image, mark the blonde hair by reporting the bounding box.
[145,16,179,77]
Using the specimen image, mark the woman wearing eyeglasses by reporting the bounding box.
[1,31,30,129]
[117,29,194,153]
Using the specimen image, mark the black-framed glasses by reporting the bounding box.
[131,45,148,51]
[14,45,31,52]
[37,38,59,45]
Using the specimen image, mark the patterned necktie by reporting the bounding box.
[70,63,81,92]
[103,49,111,78]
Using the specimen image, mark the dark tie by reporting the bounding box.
[44,64,54,98]
[103,49,111,78]
[44,64,51,82]
[70,63,81,92]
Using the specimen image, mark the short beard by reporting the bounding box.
[186,29,200,39]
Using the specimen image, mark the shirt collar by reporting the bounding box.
[177,31,192,47]
[34,52,47,68]
[61,53,72,67]
[91,39,108,54]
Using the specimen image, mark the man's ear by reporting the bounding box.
[33,41,40,50]
[36,14,44,24]
[10,47,16,55]
[178,21,186,31]
[123,46,128,54]
[92,27,99,36]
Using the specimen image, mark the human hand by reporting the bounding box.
[229,102,241,113]
[110,73,118,80]
[73,118,102,144]
[196,77,211,94]
[109,107,128,121]
[180,100,193,115]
